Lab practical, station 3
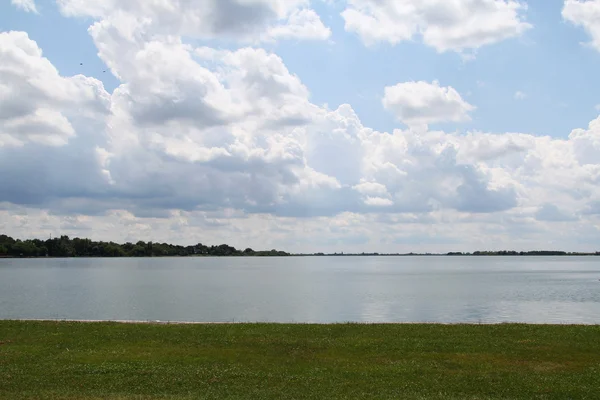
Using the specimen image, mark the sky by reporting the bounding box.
[1,0,600,253]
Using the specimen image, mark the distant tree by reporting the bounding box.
[0,233,289,258]
[132,245,147,257]
[0,235,15,245]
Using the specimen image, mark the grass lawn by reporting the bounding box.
[1,321,599,399]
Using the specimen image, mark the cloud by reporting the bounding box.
[514,91,527,100]
[10,0,38,13]
[568,114,600,165]
[6,28,600,226]
[1,29,519,221]
[364,197,394,207]
[382,81,475,127]
[56,0,330,43]
[0,31,110,147]
[341,0,531,53]
[535,203,578,222]
[353,181,390,197]
[582,200,600,215]
[263,9,332,42]
[563,0,600,52]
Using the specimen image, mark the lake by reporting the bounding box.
[1,256,599,324]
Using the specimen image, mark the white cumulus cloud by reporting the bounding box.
[0,31,110,147]
[382,81,475,127]
[56,0,330,43]
[263,8,332,42]
[341,0,531,53]
[563,0,600,52]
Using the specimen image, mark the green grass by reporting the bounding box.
[1,321,600,399]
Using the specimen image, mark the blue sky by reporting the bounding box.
[2,0,600,252]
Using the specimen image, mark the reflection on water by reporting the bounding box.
[1,256,599,324]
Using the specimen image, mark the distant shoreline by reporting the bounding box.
[2,233,599,258]
[2,253,599,259]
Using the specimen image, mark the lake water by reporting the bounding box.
[1,256,599,324]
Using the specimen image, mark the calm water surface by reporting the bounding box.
[1,257,599,324]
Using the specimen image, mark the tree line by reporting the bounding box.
[448,251,600,256]
[0,234,290,258]
[2,233,597,258]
